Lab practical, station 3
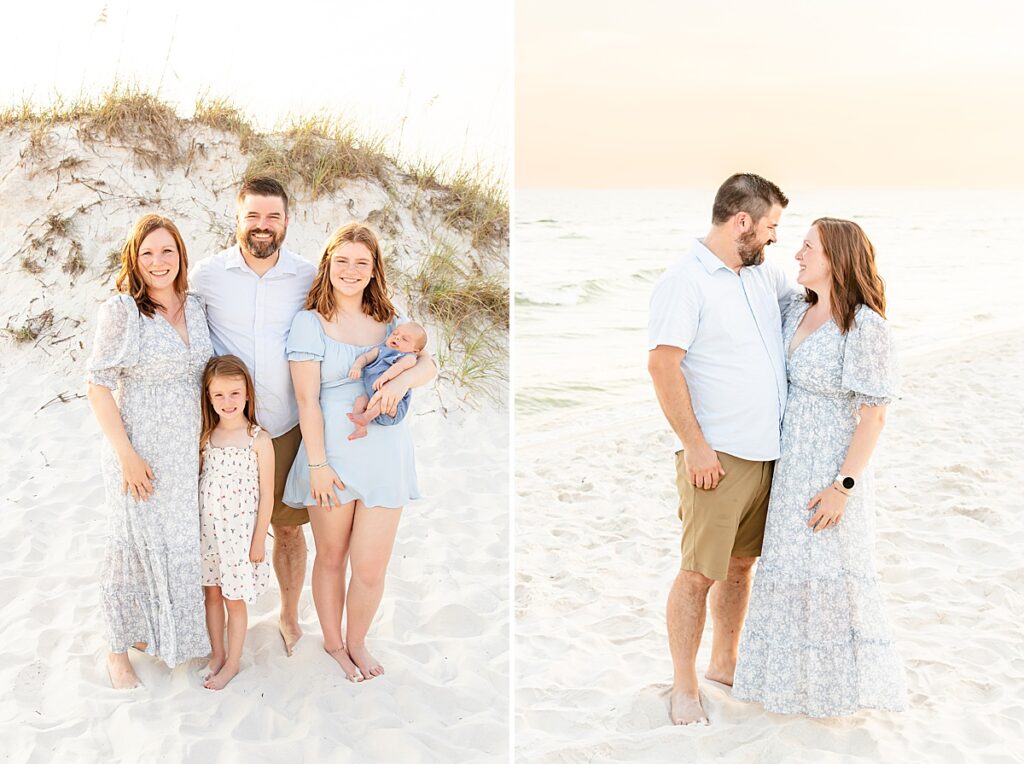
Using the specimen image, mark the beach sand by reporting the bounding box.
[0,123,509,762]
[515,329,1023,762]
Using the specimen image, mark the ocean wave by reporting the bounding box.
[516,269,663,308]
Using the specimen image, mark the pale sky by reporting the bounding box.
[517,0,1024,188]
[1,0,510,176]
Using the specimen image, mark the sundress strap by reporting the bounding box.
[247,425,262,448]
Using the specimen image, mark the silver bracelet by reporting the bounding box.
[308,460,329,470]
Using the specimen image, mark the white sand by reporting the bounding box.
[0,124,509,762]
[515,329,1024,762]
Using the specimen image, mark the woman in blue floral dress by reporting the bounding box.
[732,218,907,717]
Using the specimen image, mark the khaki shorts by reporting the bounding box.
[675,450,773,581]
[271,425,308,527]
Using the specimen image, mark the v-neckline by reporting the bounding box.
[788,303,831,360]
[156,299,190,349]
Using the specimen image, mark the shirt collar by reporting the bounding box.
[224,244,300,276]
[691,239,731,274]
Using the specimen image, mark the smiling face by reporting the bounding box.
[329,241,375,297]
[236,193,288,260]
[137,227,181,292]
[795,224,831,290]
[736,203,782,266]
[207,374,248,422]
[385,323,427,353]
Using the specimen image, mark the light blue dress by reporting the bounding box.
[282,310,420,510]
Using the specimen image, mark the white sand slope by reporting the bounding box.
[515,330,1024,762]
[0,124,509,762]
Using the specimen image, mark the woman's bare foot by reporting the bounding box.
[704,664,735,686]
[347,644,384,679]
[203,662,240,690]
[279,620,302,657]
[669,688,709,726]
[107,652,141,690]
[202,654,226,681]
[325,646,363,682]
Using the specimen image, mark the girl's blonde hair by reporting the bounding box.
[200,355,260,455]
[303,222,397,323]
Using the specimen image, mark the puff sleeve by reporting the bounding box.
[841,307,899,408]
[85,294,141,390]
[286,310,326,362]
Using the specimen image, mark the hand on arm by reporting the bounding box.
[249,432,276,562]
[87,383,154,502]
[647,345,724,490]
[347,347,378,381]
[371,353,418,392]
[807,403,887,532]
[291,359,346,509]
[367,350,436,416]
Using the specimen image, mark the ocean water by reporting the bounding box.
[515,189,1024,445]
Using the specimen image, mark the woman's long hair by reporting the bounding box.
[304,222,397,323]
[200,355,260,456]
[806,217,887,333]
[115,214,190,318]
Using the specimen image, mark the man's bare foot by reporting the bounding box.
[325,646,363,682]
[347,411,372,428]
[347,424,368,441]
[203,662,239,691]
[670,688,709,726]
[279,620,302,656]
[106,653,141,690]
[347,644,383,679]
[704,664,735,686]
[202,654,226,681]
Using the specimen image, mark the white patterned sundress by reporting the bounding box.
[199,426,272,603]
[732,299,907,717]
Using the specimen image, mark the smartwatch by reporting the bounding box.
[836,474,856,491]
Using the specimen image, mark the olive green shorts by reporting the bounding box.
[271,425,308,526]
[675,450,773,581]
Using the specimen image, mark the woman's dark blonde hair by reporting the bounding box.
[200,355,260,455]
[806,217,887,334]
[304,223,397,323]
[115,214,190,318]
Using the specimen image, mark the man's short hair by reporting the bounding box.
[711,173,788,225]
[237,176,289,216]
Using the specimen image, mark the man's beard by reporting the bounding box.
[737,229,766,266]
[239,227,284,260]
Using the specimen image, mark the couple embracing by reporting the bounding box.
[87,176,434,689]
[648,173,907,723]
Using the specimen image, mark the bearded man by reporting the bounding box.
[647,173,798,725]
[190,176,316,656]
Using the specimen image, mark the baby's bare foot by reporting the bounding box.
[347,411,372,428]
[347,644,383,679]
[325,645,363,682]
[107,653,141,690]
[347,425,368,441]
[203,662,239,690]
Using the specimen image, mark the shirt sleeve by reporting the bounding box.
[648,270,700,352]
[286,310,326,362]
[841,308,899,408]
[85,295,141,390]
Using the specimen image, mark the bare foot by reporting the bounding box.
[107,653,141,690]
[347,644,383,679]
[203,662,240,690]
[347,411,372,428]
[325,646,363,682]
[347,425,368,441]
[279,620,302,656]
[704,664,735,687]
[202,654,226,681]
[670,688,709,726]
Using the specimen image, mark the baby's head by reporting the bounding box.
[385,322,427,353]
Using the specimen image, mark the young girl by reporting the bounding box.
[198,355,274,690]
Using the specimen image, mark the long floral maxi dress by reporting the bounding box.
[86,293,213,667]
[732,300,907,717]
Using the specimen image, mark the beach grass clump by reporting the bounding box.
[63,242,86,277]
[4,309,54,345]
[19,256,43,275]
[45,212,73,239]
[83,84,183,167]
[433,167,508,253]
[193,94,258,151]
